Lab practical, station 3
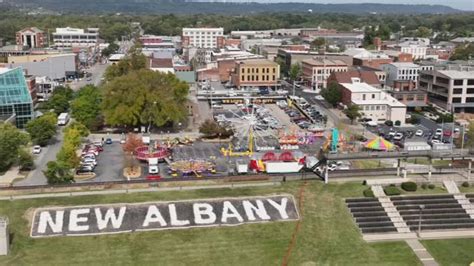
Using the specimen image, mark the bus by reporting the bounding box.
[57,113,70,126]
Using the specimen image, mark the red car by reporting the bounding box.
[147,175,161,180]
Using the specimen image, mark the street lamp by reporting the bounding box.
[418,204,425,236]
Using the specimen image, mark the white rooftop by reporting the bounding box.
[386,62,420,68]
[340,82,380,93]
[438,70,474,79]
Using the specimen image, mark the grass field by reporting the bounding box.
[0,181,459,266]
[422,239,474,266]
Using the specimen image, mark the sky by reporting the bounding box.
[216,0,474,11]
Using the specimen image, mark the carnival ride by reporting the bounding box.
[135,145,169,161]
[220,99,272,157]
[322,128,347,153]
[168,159,216,177]
[248,150,306,173]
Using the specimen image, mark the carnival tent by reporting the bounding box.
[364,137,395,151]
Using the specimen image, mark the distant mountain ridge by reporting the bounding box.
[3,0,462,14]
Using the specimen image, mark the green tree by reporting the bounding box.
[105,44,147,81]
[275,57,288,77]
[465,123,474,148]
[47,86,74,114]
[416,26,432,38]
[102,69,189,128]
[18,148,35,171]
[450,43,474,60]
[71,85,102,129]
[101,42,120,57]
[289,63,302,82]
[0,123,30,172]
[199,119,232,138]
[65,121,90,138]
[43,161,74,185]
[25,112,57,146]
[344,104,362,124]
[321,82,342,107]
[311,37,326,50]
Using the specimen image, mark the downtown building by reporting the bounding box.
[16,27,47,49]
[301,58,348,91]
[0,67,35,127]
[52,27,100,48]
[182,28,224,49]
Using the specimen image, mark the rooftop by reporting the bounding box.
[330,70,380,85]
[0,68,12,75]
[340,82,380,93]
[302,58,347,66]
[385,62,420,68]
[438,70,474,79]
[237,59,277,66]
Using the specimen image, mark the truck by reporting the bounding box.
[235,160,249,174]
[265,162,303,174]
[148,158,159,175]
[57,113,70,126]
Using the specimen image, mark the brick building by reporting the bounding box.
[16,27,46,48]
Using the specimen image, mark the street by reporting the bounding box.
[16,128,64,186]
[69,63,108,91]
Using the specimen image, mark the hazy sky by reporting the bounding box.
[223,0,474,11]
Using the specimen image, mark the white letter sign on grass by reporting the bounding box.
[30,195,299,238]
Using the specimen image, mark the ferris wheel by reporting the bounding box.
[223,98,273,155]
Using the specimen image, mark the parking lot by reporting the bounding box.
[77,142,127,183]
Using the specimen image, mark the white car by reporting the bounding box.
[32,145,42,154]
[431,139,441,145]
[435,128,443,136]
[415,130,424,137]
[276,90,288,95]
[315,95,324,101]
[228,92,237,97]
[393,133,404,141]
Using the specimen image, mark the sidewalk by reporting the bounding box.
[405,239,439,266]
[0,167,21,187]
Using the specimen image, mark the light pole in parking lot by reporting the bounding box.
[417,204,425,237]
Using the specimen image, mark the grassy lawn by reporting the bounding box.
[352,160,389,169]
[459,185,474,193]
[0,181,423,265]
[422,239,474,266]
[406,159,451,167]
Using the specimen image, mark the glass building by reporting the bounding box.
[0,67,34,127]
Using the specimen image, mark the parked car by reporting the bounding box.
[435,128,443,136]
[32,145,42,154]
[384,120,394,126]
[415,129,424,137]
[393,132,404,141]
[314,95,324,101]
[105,138,113,144]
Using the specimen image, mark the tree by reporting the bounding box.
[321,82,342,107]
[199,119,232,139]
[450,43,474,60]
[104,45,147,81]
[465,123,474,148]
[102,69,189,128]
[64,121,90,138]
[43,161,74,185]
[344,104,362,124]
[122,133,144,154]
[416,26,432,38]
[311,37,326,50]
[18,149,34,171]
[71,85,102,129]
[0,124,30,172]
[101,42,120,58]
[289,63,302,82]
[25,112,57,146]
[47,86,74,114]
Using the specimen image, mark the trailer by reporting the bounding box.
[57,113,70,126]
[235,160,249,174]
[148,158,159,175]
[265,162,303,174]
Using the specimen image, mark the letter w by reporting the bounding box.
[95,207,126,230]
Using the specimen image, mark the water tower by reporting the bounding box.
[0,217,9,256]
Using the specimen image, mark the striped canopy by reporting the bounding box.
[364,137,394,151]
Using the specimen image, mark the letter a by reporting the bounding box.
[221,201,243,223]
[143,205,167,227]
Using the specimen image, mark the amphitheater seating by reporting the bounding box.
[391,194,474,231]
[345,198,397,234]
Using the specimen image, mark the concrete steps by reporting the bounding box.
[378,197,411,233]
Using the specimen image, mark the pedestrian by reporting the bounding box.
[283,175,286,182]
